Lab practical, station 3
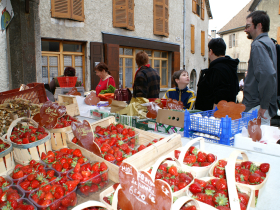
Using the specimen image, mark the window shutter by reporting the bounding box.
[192,0,197,14]
[201,0,205,20]
[201,31,205,56]
[229,34,232,48]
[105,44,120,88]
[154,0,168,37]
[191,24,195,54]
[71,0,85,21]
[172,51,180,87]
[113,0,134,30]
[90,42,103,90]
[164,0,169,37]
[235,33,238,47]
[51,0,71,19]
[277,27,280,44]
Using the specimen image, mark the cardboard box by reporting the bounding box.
[156,123,184,136]
[135,119,157,131]
[234,125,280,156]
[58,95,80,116]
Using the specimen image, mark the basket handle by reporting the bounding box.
[112,184,122,209]
[6,117,38,143]
[150,155,182,181]
[178,137,205,164]
[225,150,249,210]
[172,196,200,210]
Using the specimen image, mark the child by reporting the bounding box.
[163,70,196,110]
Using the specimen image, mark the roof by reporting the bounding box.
[249,0,262,12]
[205,0,213,19]
[217,0,254,34]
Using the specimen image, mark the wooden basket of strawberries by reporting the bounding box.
[0,135,15,176]
[170,137,217,178]
[172,196,200,210]
[220,150,270,208]
[186,176,253,210]
[72,200,108,210]
[6,117,51,165]
[99,183,121,210]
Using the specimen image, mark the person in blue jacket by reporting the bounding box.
[163,70,196,110]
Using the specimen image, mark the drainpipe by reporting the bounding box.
[183,0,186,69]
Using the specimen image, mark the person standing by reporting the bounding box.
[243,11,277,125]
[94,62,116,96]
[133,51,160,98]
[163,70,196,110]
[195,38,239,111]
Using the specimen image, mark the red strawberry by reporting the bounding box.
[194,179,207,188]
[213,192,229,206]
[259,163,270,173]
[215,178,227,191]
[168,166,178,176]
[241,161,253,169]
[249,173,261,184]
[238,192,250,206]
[189,183,202,194]
[218,160,227,167]
[206,153,216,163]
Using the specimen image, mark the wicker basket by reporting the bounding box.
[6,118,52,165]
[0,135,15,176]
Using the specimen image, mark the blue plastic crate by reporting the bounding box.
[191,132,235,146]
[184,109,258,146]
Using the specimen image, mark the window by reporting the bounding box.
[201,31,205,56]
[192,0,204,20]
[112,0,135,31]
[51,0,85,22]
[119,47,168,88]
[153,0,169,37]
[41,40,85,87]
[191,25,195,54]
[229,33,238,48]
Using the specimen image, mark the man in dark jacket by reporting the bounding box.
[195,38,239,111]
[133,51,160,98]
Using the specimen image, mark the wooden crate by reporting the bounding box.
[65,116,182,183]
[0,137,15,176]
[48,126,72,151]
[58,95,80,116]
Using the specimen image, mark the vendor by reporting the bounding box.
[49,67,78,94]
[133,51,160,98]
[95,62,116,96]
[163,70,196,110]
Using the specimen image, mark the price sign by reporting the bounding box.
[71,120,101,157]
[118,162,172,210]
[214,100,246,120]
[34,101,66,129]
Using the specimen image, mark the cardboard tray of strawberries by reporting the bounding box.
[65,116,182,183]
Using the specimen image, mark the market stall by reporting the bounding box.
[0,84,279,210]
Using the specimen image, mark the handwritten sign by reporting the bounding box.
[118,162,172,210]
[71,120,102,157]
[166,100,184,110]
[33,101,66,129]
[84,92,100,105]
[214,100,246,120]
[248,117,262,142]
[67,87,81,96]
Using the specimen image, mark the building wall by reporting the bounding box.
[0,31,9,92]
[39,0,210,91]
[257,0,280,40]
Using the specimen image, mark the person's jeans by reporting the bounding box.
[248,105,271,125]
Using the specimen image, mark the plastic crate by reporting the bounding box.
[0,83,48,104]
[57,76,77,87]
[184,109,258,146]
[191,132,235,146]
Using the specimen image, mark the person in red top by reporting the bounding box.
[94,62,116,95]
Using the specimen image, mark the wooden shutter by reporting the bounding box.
[72,0,85,21]
[113,0,134,30]
[105,44,120,88]
[192,0,197,14]
[154,0,169,37]
[172,51,180,87]
[201,0,205,20]
[51,0,71,19]
[191,24,195,54]
[277,27,280,44]
[90,42,103,91]
[229,34,232,48]
[51,0,84,21]
[201,31,205,56]
[235,33,238,47]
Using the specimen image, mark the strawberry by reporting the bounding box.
[181,206,197,210]
[259,163,270,173]
[248,173,261,184]
[216,206,230,210]
[138,145,146,152]
[241,161,253,169]
[177,182,187,190]
[64,180,79,192]
[194,179,207,188]
[189,183,202,194]
[72,149,82,157]
[238,192,250,206]
[215,178,227,191]
[188,146,198,155]
[213,193,229,206]
[197,152,206,163]
[168,166,178,176]
[100,162,108,172]
[104,154,115,162]
[218,160,227,167]
[206,153,216,163]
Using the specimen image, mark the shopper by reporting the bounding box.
[195,38,239,111]
[133,51,160,98]
[163,70,196,110]
[49,67,79,94]
[243,11,277,125]
[94,62,116,96]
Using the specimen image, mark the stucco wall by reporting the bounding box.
[257,0,280,40]
[0,31,9,92]
[39,0,210,91]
